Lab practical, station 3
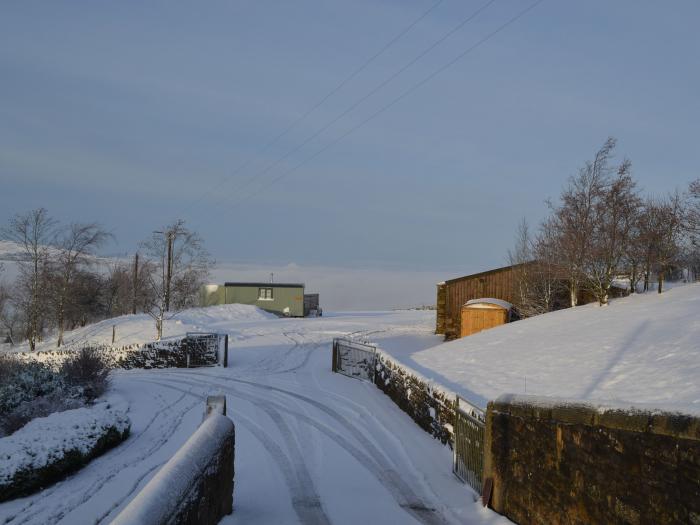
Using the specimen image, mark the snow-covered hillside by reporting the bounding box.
[8,304,279,352]
[403,284,700,414]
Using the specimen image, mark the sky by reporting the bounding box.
[1,1,699,307]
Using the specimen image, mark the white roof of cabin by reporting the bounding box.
[464,298,513,310]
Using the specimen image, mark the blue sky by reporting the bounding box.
[2,0,699,277]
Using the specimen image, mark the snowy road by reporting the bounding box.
[0,311,507,525]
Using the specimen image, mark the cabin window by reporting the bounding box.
[258,287,273,300]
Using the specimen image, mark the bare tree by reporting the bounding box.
[52,223,110,347]
[508,218,565,317]
[508,218,534,314]
[141,220,211,340]
[686,178,700,237]
[0,279,10,344]
[645,193,685,293]
[1,209,57,350]
[583,160,640,305]
[625,207,648,294]
[549,138,617,306]
[102,255,153,319]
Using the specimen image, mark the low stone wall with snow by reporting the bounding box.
[0,402,130,501]
[373,352,456,446]
[11,339,218,370]
[485,394,700,525]
[111,413,235,525]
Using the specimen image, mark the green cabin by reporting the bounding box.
[200,282,305,317]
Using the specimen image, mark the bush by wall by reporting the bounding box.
[0,349,115,436]
[0,401,130,501]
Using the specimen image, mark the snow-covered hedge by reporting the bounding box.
[373,351,456,446]
[0,402,130,501]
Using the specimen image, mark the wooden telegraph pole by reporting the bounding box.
[132,253,139,315]
[165,231,174,312]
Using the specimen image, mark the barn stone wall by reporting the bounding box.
[484,395,700,525]
[435,283,446,335]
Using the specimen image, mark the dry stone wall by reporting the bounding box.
[485,395,700,525]
[373,352,456,446]
[11,339,218,370]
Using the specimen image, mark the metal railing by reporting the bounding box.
[332,338,377,383]
[453,395,485,493]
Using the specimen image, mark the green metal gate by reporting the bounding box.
[453,396,485,493]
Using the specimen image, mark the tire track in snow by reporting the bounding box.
[145,373,450,525]
[136,379,332,525]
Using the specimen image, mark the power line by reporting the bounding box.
[180,0,445,217]
[229,0,546,209]
[197,0,499,217]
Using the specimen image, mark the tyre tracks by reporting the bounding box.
[139,371,449,525]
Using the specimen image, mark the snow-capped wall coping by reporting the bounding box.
[485,393,700,524]
[491,393,700,440]
[375,348,460,404]
[111,413,235,525]
[464,298,513,309]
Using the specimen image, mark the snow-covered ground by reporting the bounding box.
[3,284,697,524]
[406,283,700,414]
[0,307,505,525]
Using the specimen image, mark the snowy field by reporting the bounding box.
[0,307,505,525]
[406,283,700,414]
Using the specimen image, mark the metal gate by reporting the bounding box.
[453,395,486,493]
[332,338,377,383]
[185,332,228,367]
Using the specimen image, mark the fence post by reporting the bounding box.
[331,339,337,373]
[223,334,228,368]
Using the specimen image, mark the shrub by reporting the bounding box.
[0,357,69,415]
[0,356,85,436]
[60,347,112,401]
[0,402,130,501]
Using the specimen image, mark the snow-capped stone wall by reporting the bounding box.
[373,352,456,446]
[485,394,700,525]
[11,339,219,370]
[111,412,235,525]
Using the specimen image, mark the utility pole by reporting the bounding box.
[132,252,139,315]
[270,272,274,283]
[153,229,176,312]
[165,230,174,312]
